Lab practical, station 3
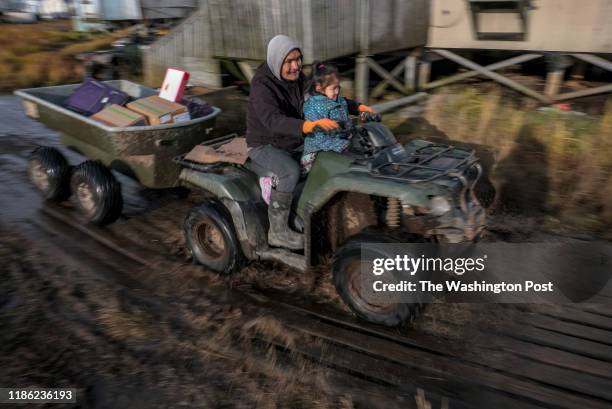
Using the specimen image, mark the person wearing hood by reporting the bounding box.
[246,34,338,251]
[246,34,373,251]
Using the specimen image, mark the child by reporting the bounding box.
[301,62,374,172]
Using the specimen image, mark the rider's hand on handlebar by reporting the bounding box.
[358,104,375,113]
[303,118,340,134]
[359,111,382,123]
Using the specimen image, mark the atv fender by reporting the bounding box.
[179,167,260,202]
[179,167,268,258]
[220,197,268,259]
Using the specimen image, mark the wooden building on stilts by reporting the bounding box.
[144,0,612,105]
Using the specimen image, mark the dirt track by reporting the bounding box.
[1,218,384,408]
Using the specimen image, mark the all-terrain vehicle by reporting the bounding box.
[176,114,486,326]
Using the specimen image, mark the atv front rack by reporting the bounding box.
[351,143,481,184]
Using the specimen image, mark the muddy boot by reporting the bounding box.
[268,191,304,250]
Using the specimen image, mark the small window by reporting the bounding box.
[468,0,531,41]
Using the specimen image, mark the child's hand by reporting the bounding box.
[358,104,375,113]
[303,118,340,133]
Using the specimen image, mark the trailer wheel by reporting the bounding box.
[333,232,424,327]
[70,161,123,226]
[184,202,243,274]
[27,146,71,202]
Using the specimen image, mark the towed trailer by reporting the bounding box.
[15,80,220,225]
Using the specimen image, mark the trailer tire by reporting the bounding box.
[184,201,243,274]
[27,146,71,202]
[333,232,424,327]
[70,161,123,226]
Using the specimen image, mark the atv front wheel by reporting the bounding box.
[333,232,423,327]
[70,161,123,226]
[184,202,243,274]
[27,146,71,202]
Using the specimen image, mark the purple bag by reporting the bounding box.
[184,97,214,119]
[64,78,129,116]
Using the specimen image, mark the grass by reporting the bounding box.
[0,20,127,91]
[394,84,612,237]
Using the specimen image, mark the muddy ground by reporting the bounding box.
[1,94,610,408]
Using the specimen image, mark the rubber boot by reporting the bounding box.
[268,190,304,250]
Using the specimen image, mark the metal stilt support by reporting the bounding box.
[545,70,564,99]
[404,54,418,92]
[355,54,370,103]
[418,60,431,90]
[430,48,552,103]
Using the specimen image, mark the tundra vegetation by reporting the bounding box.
[0,21,127,91]
[387,84,612,238]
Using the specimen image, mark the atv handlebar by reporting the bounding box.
[309,112,381,135]
[359,112,381,123]
[312,121,349,134]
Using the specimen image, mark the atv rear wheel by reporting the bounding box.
[333,232,423,327]
[70,161,123,226]
[184,202,243,274]
[27,146,71,202]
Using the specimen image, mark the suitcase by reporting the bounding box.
[64,78,130,116]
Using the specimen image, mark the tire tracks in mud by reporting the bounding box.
[35,206,424,408]
[37,204,612,409]
[1,209,411,408]
[1,224,233,407]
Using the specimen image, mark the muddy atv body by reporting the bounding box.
[177,117,486,327]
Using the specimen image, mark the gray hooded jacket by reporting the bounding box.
[246,35,306,150]
[266,34,301,80]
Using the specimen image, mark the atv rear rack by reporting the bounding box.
[173,133,240,173]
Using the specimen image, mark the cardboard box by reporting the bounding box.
[159,68,190,102]
[126,96,190,125]
[91,104,147,127]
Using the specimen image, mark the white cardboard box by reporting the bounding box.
[159,68,190,103]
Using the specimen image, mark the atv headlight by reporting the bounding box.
[429,196,452,216]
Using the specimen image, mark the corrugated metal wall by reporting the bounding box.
[367,0,429,54]
[204,0,428,61]
[207,0,315,61]
[144,6,206,84]
[308,0,361,62]
[140,0,198,20]
[144,0,430,85]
